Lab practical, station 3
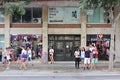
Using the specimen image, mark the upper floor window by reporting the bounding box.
[0,8,5,24]
[12,8,42,23]
[87,8,107,23]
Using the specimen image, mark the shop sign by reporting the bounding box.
[48,7,80,24]
[98,34,103,39]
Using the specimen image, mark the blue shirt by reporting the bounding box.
[85,50,91,58]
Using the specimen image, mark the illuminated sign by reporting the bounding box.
[98,34,103,38]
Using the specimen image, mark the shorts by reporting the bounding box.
[21,58,26,62]
[7,59,12,62]
[92,58,98,64]
[81,58,84,61]
[84,58,90,64]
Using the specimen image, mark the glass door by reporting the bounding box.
[54,41,65,61]
[48,35,81,61]
[64,41,74,61]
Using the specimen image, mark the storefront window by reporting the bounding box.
[0,8,5,24]
[87,34,111,60]
[10,34,42,49]
[65,36,73,40]
[87,8,105,23]
[57,36,64,40]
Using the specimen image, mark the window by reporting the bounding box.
[12,8,42,23]
[87,8,105,23]
[33,8,42,18]
[0,8,5,24]
[22,8,32,23]
[12,13,21,23]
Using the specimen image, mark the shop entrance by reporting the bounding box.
[48,35,81,61]
[87,34,111,60]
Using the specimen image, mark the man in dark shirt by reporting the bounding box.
[17,46,22,60]
[84,47,91,70]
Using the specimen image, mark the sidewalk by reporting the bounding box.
[0,60,120,76]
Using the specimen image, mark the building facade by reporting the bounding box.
[0,0,120,62]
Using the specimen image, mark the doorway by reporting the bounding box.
[48,35,81,61]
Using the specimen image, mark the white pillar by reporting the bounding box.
[81,11,87,48]
[4,13,10,49]
[109,30,114,70]
[115,17,120,62]
[42,5,48,63]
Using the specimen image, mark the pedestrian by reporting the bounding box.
[3,47,12,70]
[80,47,85,68]
[89,44,94,52]
[36,45,39,59]
[32,49,36,60]
[74,48,80,69]
[27,47,32,61]
[38,46,42,58]
[0,48,2,61]
[20,46,27,70]
[16,46,22,61]
[49,46,54,64]
[84,47,91,70]
[91,47,99,70]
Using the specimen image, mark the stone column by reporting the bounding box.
[115,17,120,62]
[81,11,87,48]
[4,13,11,49]
[109,28,114,70]
[42,5,48,63]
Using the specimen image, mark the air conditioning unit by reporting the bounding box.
[33,18,41,23]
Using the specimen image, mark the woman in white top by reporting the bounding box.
[4,47,12,70]
[49,47,54,64]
